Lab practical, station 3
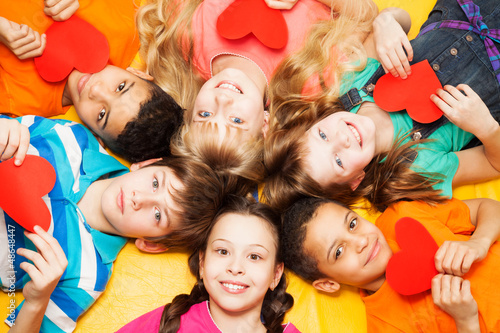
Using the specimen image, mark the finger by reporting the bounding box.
[51,1,80,21]
[19,261,43,282]
[431,274,444,304]
[441,242,457,275]
[440,274,452,304]
[451,246,468,276]
[430,93,454,115]
[17,246,51,274]
[18,34,46,59]
[0,126,9,161]
[395,45,412,76]
[12,30,41,56]
[378,54,396,76]
[456,84,477,98]
[32,225,68,267]
[460,279,472,297]
[14,124,30,166]
[434,242,449,273]
[461,251,477,275]
[44,0,61,7]
[387,49,408,79]
[1,124,21,162]
[402,38,413,62]
[450,276,463,303]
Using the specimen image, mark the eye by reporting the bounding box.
[217,249,229,256]
[335,245,344,259]
[319,130,328,141]
[154,207,161,222]
[116,82,125,92]
[98,108,106,121]
[335,155,343,168]
[230,117,243,124]
[349,218,357,230]
[249,253,261,261]
[198,111,212,118]
[152,177,159,191]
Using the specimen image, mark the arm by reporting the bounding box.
[8,226,68,333]
[43,0,80,22]
[371,7,413,79]
[430,84,500,187]
[434,198,500,275]
[0,118,30,165]
[431,274,480,333]
[0,17,46,59]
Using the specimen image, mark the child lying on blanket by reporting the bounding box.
[0,0,183,163]
[281,196,500,332]
[0,115,252,332]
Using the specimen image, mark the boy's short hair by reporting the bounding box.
[281,196,336,281]
[105,81,184,162]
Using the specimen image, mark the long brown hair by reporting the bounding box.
[158,196,294,333]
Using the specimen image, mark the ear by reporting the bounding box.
[261,111,270,139]
[135,238,168,253]
[126,67,154,81]
[130,158,162,171]
[312,278,341,293]
[349,171,365,191]
[270,262,284,291]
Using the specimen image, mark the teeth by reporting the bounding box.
[348,125,361,145]
[222,283,246,290]
[218,83,242,94]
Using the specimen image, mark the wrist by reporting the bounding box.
[475,120,500,142]
[455,314,480,333]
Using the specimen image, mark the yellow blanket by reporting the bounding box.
[5,1,500,332]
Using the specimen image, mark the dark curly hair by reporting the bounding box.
[104,80,184,162]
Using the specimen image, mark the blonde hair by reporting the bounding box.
[136,0,203,111]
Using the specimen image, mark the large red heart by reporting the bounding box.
[0,156,56,232]
[373,60,443,123]
[35,15,110,82]
[386,217,439,295]
[217,0,288,50]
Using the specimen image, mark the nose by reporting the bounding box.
[338,130,350,149]
[352,234,369,253]
[226,257,245,276]
[131,191,157,210]
[88,81,109,102]
[215,91,234,109]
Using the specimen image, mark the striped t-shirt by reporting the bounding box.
[0,115,129,332]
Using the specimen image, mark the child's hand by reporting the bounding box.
[373,10,413,79]
[0,17,46,60]
[44,0,80,22]
[265,0,299,10]
[17,225,68,308]
[0,118,30,166]
[434,239,488,276]
[431,274,480,332]
[431,84,498,141]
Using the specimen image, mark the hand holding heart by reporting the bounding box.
[434,238,488,277]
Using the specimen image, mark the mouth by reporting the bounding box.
[117,189,124,214]
[216,81,243,94]
[365,239,380,266]
[220,281,249,294]
[77,74,92,96]
[347,123,362,147]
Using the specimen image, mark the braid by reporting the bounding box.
[158,253,208,333]
[261,276,294,333]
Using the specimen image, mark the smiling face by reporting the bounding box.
[191,68,268,142]
[200,213,283,318]
[100,165,184,238]
[304,111,377,190]
[65,65,152,142]
[304,202,392,292]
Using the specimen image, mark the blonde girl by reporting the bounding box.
[117,196,298,333]
[264,0,500,212]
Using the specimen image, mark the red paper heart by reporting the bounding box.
[0,156,56,232]
[386,217,439,295]
[217,0,288,49]
[373,60,443,123]
[35,15,110,82]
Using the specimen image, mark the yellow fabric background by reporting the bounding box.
[5,1,500,332]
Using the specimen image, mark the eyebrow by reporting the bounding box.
[160,170,171,228]
[102,82,135,130]
[326,210,350,262]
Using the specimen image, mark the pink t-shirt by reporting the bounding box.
[117,301,301,332]
[191,0,331,82]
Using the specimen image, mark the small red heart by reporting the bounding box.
[0,156,56,232]
[217,0,288,50]
[373,60,443,123]
[386,217,439,295]
[35,15,110,82]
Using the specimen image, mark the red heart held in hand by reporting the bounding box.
[0,156,56,233]
[35,15,110,82]
[217,0,288,49]
[373,60,443,123]
[386,217,439,295]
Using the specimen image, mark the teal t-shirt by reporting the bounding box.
[343,58,475,197]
